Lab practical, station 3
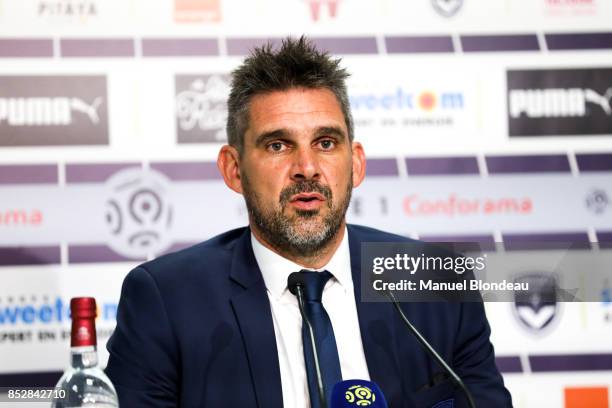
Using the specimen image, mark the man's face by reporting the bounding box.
[233,87,364,257]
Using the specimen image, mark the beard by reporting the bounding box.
[241,174,352,258]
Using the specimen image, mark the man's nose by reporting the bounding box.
[290,146,320,181]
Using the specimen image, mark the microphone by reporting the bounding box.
[386,290,477,408]
[330,379,388,407]
[288,272,327,408]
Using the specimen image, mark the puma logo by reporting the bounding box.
[584,87,612,115]
[70,97,102,124]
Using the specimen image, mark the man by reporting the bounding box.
[106,37,512,407]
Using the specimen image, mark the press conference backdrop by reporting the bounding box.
[1,0,611,406]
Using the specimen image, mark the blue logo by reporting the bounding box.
[0,297,117,326]
[349,89,464,112]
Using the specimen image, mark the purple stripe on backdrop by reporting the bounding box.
[385,36,454,53]
[150,162,221,180]
[0,371,63,388]
[226,37,283,56]
[65,163,141,183]
[495,356,523,373]
[0,164,58,184]
[0,38,53,58]
[546,32,612,50]
[419,234,496,251]
[502,232,590,251]
[311,37,378,54]
[0,246,61,266]
[365,158,398,177]
[486,154,570,174]
[142,38,218,57]
[575,153,612,172]
[460,34,539,52]
[68,245,145,264]
[159,241,200,256]
[530,353,612,372]
[597,231,612,249]
[406,156,479,176]
[60,38,134,57]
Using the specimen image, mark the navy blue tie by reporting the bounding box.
[296,269,342,408]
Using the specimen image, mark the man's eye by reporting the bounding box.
[268,142,285,152]
[319,139,335,150]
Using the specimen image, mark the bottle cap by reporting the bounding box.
[70,297,97,347]
[70,297,97,319]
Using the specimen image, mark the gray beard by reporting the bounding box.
[242,177,352,258]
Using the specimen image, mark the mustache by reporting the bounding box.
[279,180,332,205]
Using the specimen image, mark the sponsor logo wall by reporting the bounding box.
[1,0,612,406]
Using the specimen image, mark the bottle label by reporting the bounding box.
[71,317,97,347]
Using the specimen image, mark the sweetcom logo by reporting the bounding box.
[0,296,117,326]
[350,89,464,112]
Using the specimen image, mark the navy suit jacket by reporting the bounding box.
[106,224,512,407]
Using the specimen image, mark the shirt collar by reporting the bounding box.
[251,226,353,301]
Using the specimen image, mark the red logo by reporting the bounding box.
[545,0,596,16]
[403,194,533,217]
[564,387,608,408]
[175,0,221,23]
[418,92,437,111]
[306,0,341,21]
[0,209,43,226]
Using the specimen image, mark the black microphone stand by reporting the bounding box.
[386,290,477,408]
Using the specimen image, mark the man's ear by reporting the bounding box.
[351,141,366,188]
[217,145,243,194]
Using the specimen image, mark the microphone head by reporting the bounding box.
[287,272,306,296]
[330,379,388,408]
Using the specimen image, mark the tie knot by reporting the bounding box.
[296,269,333,302]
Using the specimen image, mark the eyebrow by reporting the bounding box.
[254,129,288,148]
[315,126,347,141]
[253,126,347,148]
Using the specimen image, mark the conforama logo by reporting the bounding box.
[0,297,117,326]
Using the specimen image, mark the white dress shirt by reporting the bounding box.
[251,227,370,408]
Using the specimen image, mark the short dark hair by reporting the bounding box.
[226,36,353,153]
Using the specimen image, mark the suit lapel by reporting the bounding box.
[229,229,283,408]
[348,225,406,407]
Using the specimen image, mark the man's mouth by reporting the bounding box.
[291,193,324,202]
[289,193,325,210]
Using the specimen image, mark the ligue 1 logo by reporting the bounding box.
[512,272,561,334]
[103,168,173,258]
[585,189,609,215]
[345,385,376,406]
